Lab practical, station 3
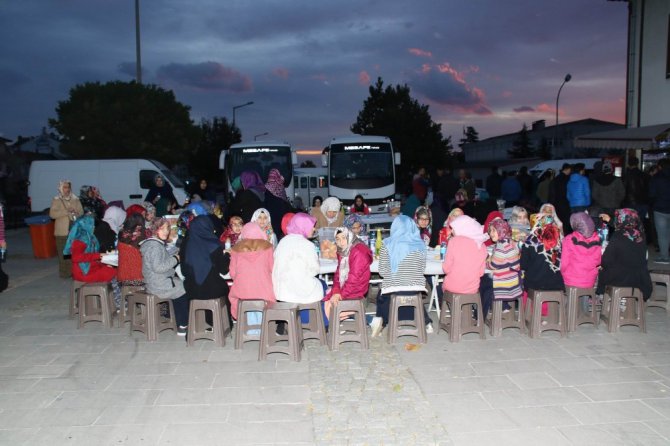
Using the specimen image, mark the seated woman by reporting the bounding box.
[251,208,277,247]
[117,213,147,289]
[140,217,190,334]
[141,202,157,228]
[370,215,433,337]
[95,206,126,253]
[442,215,488,303]
[561,212,601,289]
[350,194,370,215]
[180,215,232,325]
[311,197,344,230]
[538,203,564,235]
[413,206,432,246]
[63,215,117,284]
[229,222,276,320]
[487,218,523,316]
[508,205,531,244]
[438,208,464,246]
[596,209,652,301]
[323,226,372,322]
[344,213,366,238]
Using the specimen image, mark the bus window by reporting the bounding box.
[310,177,317,188]
[300,177,308,188]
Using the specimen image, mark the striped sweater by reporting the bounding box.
[378,245,426,295]
[488,240,523,299]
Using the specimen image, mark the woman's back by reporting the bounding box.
[378,245,426,295]
[229,238,275,316]
[442,236,486,294]
[273,234,322,303]
[117,242,143,283]
[560,232,601,288]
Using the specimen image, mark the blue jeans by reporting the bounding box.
[655,211,670,259]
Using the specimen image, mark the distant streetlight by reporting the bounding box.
[135,0,142,83]
[553,73,572,154]
[232,101,254,128]
[254,132,269,141]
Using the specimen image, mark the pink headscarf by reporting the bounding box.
[286,213,316,238]
[265,168,288,201]
[449,215,489,248]
[240,222,267,240]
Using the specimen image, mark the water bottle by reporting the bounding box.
[440,242,446,261]
[0,248,5,263]
[369,231,376,256]
[224,238,231,250]
[600,226,609,249]
[375,229,382,258]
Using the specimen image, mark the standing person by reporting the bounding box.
[501,171,522,207]
[567,163,591,213]
[140,217,190,334]
[548,163,572,235]
[458,169,476,203]
[323,226,373,323]
[79,185,106,219]
[63,215,117,283]
[226,170,265,223]
[413,205,432,246]
[535,169,554,205]
[228,222,276,319]
[370,215,433,337]
[516,166,533,202]
[650,158,670,264]
[436,167,459,209]
[263,168,292,241]
[591,160,625,218]
[144,175,178,217]
[485,166,503,200]
[624,156,649,223]
[311,197,344,230]
[49,180,84,278]
[264,168,289,202]
[193,178,216,203]
[412,167,429,203]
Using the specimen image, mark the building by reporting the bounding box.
[13,127,66,159]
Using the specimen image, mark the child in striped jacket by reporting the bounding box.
[487,218,523,304]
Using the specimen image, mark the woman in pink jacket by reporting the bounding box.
[323,226,372,323]
[229,222,276,319]
[560,211,601,289]
[442,215,488,294]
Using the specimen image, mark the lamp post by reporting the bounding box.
[553,73,572,155]
[232,101,254,128]
[254,132,269,141]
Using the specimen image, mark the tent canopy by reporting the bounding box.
[574,122,670,150]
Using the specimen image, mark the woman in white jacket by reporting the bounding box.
[272,213,324,304]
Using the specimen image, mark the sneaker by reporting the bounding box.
[654,257,670,264]
[177,326,187,336]
[370,317,383,337]
[426,323,434,334]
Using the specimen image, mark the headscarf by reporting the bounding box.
[539,203,564,235]
[441,208,464,242]
[615,208,644,243]
[183,215,223,286]
[286,213,316,238]
[142,202,156,219]
[523,215,562,272]
[265,168,288,201]
[509,206,530,226]
[320,197,342,224]
[220,216,243,245]
[281,212,295,236]
[450,215,489,248]
[570,212,595,238]
[483,210,504,247]
[413,206,432,244]
[455,188,469,205]
[240,170,266,200]
[251,208,274,242]
[335,226,364,288]
[126,204,146,218]
[63,215,99,275]
[489,218,512,242]
[118,213,147,248]
[344,213,367,237]
[383,215,426,273]
[186,202,209,217]
[57,180,73,200]
[240,222,267,240]
[177,210,195,239]
[102,206,126,235]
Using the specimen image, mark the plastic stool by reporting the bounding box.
[566,286,598,331]
[119,284,144,327]
[77,282,114,329]
[599,286,645,333]
[69,280,86,319]
[259,302,303,361]
[298,301,327,345]
[328,299,368,351]
[525,290,566,338]
[488,297,525,337]
[439,292,485,342]
[235,300,267,350]
[648,271,670,313]
[387,293,427,344]
[128,291,177,341]
[187,298,232,347]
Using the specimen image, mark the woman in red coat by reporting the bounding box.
[323,226,373,322]
[63,215,116,283]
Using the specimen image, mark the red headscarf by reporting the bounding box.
[126,204,146,218]
[483,211,504,247]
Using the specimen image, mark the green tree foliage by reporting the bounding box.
[351,78,453,182]
[193,116,241,181]
[458,126,479,149]
[507,123,535,159]
[49,81,199,166]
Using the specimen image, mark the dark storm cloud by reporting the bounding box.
[156,62,253,92]
[514,106,535,113]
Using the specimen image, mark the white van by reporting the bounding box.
[28,159,188,212]
[528,158,600,178]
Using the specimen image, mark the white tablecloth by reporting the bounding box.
[319,247,444,275]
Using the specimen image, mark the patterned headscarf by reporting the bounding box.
[569,212,595,238]
[344,213,367,237]
[265,168,288,201]
[141,202,156,219]
[334,226,364,288]
[615,208,644,243]
[523,215,562,272]
[63,215,99,275]
[539,203,564,235]
[413,206,432,244]
[118,213,147,248]
[489,218,512,241]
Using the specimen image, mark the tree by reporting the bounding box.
[300,160,316,168]
[458,126,479,149]
[351,77,453,187]
[507,123,535,158]
[49,81,199,166]
[193,116,241,181]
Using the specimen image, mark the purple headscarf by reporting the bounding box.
[240,171,265,192]
[569,212,595,238]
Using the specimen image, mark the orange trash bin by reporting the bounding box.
[25,217,57,259]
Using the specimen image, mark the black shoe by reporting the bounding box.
[275,322,287,336]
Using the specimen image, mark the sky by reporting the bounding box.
[0,0,629,152]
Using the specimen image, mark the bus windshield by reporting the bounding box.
[330,142,393,188]
[228,145,292,186]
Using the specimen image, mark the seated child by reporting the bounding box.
[220,216,243,246]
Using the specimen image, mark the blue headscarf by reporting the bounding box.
[383,215,426,273]
[183,215,223,286]
[186,202,209,217]
[63,215,99,275]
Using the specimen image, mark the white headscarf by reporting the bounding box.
[320,197,342,224]
[102,206,126,234]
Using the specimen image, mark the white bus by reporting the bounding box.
[323,135,400,213]
[293,167,328,209]
[219,141,297,201]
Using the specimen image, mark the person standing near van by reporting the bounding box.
[145,174,178,217]
[549,163,572,235]
[49,180,84,278]
[566,163,590,213]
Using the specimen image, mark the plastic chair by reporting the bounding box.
[439,292,485,342]
[69,280,85,319]
[77,282,115,329]
[187,298,232,347]
[565,286,598,331]
[488,296,525,337]
[128,291,177,341]
[328,299,368,351]
[387,293,427,344]
[648,271,670,313]
[524,290,566,338]
[599,286,645,333]
[258,302,303,361]
[298,301,327,345]
[119,284,144,327]
[234,300,267,350]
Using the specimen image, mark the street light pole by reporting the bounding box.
[232,101,254,128]
[254,132,269,141]
[554,73,572,156]
[135,0,142,83]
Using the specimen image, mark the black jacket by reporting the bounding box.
[226,189,264,223]
[520,245,565,291]
[596,233,652,300]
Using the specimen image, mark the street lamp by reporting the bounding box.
[254,132,269,141]
[232,101,254,127]
[553,73,572,155]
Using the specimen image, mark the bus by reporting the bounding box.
[323,135,400,213]
[293,167,328,209]
[219,141,297,201]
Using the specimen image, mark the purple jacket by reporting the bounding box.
[560,232,601,288]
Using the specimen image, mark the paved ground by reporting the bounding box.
[1,227,670,445]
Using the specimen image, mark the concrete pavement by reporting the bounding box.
[1,227,670,445]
